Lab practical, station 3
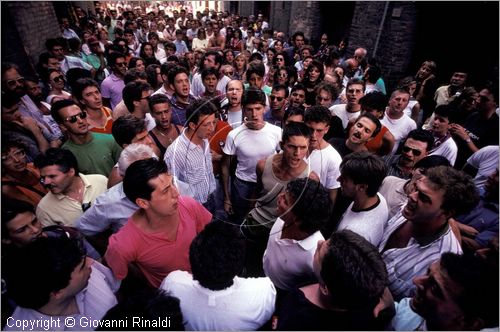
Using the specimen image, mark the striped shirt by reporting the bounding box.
[164,130,216,204]
[378,211,462,301]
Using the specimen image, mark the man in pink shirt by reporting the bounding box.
[104,158,211,288]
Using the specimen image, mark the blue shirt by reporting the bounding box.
[75,182,137,236]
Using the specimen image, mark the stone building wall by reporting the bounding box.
[2,1,62,71]
[337,1,418,91]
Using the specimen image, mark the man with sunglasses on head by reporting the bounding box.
[264,84,288,128]
[51,99,122,176]
[385,129,434,180]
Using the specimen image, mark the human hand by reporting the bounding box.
[224,198,234,215]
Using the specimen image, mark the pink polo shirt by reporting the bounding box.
[105,196,211,287]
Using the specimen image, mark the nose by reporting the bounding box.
[28,223,41,234]
[408,189,418,201]
[172,184,180,199]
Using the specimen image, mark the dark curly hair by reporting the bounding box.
[189,221,245,291]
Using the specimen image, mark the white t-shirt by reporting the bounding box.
[379,176,408,220]
[403,99,418,118]
[223,123,282,182]
[330,104,361,129]
[337,193,389,247]
[466,145,499,193]
[227,109,243,129]
[160,270,276,331]
[381,113,417,156]
[306,144,342,189]
[263,217,324,291]
[190,72,231,98]
[429,136,458,166]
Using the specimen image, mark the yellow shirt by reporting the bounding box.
[36,173,108,227]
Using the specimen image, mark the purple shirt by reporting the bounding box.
[100,73,125,110]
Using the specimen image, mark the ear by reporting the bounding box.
[357,183,368,193]
[51,289,64,301]
[188,121,197,131]
[133,99,141,110]
[136,197,149,209]
[319,282,330,297]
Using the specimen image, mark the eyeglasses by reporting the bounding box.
[278,73,288,78]
[52,75,65,83]
[1,149,26,163]
[269,95,284,102]
[6,77,25,88]
[402,146,422,157]
[224,71,234,75]
[64,111,88,123]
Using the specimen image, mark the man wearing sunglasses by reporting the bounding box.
[264,84,288,128]
[101,52,127,110]
[51,99,122,176]
[385,129,434,180]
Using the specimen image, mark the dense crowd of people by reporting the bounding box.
[1,3,499,331]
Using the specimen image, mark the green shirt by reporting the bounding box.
[62,132,122,177]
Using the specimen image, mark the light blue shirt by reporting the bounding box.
[75,182,137,236]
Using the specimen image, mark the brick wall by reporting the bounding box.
[3,1,61,70]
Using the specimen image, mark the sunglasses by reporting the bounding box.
[270,95,284,102]
[6,77,25,88]
[225,71,234,75]
[276,58,284,62]
[1,149,26,162]
[116,62,127,67]
[64,111,88,123]
[402,146,422,157]
[52,75,65,83]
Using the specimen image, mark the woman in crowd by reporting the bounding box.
[192,27,209,53]
[128,57,146,72]
[303,59,325,105]
[45,69,72,105]
[2,140,48,207]
[229,28,244,53]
